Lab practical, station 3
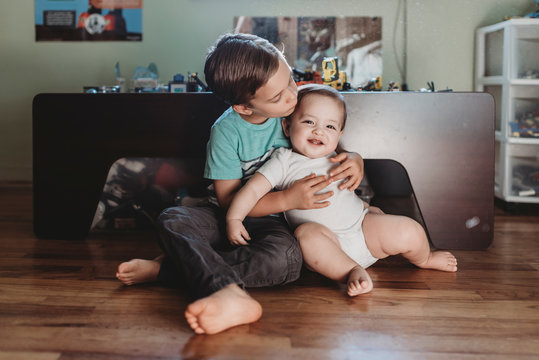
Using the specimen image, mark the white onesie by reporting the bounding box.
[258,147,378,268]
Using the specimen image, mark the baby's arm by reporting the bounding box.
[213,178,243,209]
[226,173,273,245]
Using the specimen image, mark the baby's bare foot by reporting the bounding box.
[116,255,163,285]
[420,251,458,272]
[185,284,262,335]
[347,265,373,297]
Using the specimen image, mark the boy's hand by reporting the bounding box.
[328,152,364,191]
[284,173,333,210]
[226,219,251,246]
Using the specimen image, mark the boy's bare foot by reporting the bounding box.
[116,255,164,285]
[185,284,262,335]
[418,251,458,272]
[347,265,373,297]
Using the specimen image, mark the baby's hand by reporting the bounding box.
[328,152,364,191]
[226,219,251,246]
[284,173,333,210]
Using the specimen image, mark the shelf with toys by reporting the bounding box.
[476,18,539,203]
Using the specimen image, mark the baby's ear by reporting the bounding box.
[281,117,291,137]
[232,104,253,116]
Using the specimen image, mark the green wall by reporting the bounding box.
[0,0,534,181]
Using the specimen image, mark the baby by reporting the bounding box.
[226,84,457,296]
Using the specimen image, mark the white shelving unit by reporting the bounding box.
[476,19,539,204]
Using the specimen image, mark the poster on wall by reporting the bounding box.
[234,16,382,89]
[35,0,142,41]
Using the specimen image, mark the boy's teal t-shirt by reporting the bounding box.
[204,107,290,182]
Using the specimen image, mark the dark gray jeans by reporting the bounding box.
[156,205,303,299]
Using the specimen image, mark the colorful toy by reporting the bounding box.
[292,68,323,86]
[169,74,187,93]
[358,76,382,91]
[322,57,350,91]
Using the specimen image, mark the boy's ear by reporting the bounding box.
[232,104,253,116]
[281,117,291,137]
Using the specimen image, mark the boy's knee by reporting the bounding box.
[159,206,215,232]
[259,233,302,284]
[159,206,188,221]
[158,206,187,231]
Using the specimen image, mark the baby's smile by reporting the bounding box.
[308,138,324,145]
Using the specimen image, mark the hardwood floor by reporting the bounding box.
[1,183,538,359]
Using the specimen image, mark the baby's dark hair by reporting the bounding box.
[204,33,285,106]
[287,84,347,129]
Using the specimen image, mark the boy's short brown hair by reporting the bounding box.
[287,84,348,130]
[204,33,285,106]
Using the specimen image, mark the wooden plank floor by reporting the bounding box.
[1,183,538,359]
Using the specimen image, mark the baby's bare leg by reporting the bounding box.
[295,223,373,296]
[363,213,457,272]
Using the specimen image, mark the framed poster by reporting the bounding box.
[35,0,142,41]
[234,16,382,89]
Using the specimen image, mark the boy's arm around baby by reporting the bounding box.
[330,151,364,191]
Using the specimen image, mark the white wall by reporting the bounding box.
[0,0,534,180]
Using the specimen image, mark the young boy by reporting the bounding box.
[227,84,458,297]
[116,34,364,334]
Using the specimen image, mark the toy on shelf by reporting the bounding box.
[187,72,209,92]
[293,68,323,86]
[357,76,382,91]
[82,61,125,93]
[419,81,453,93]
[132,62,162,92]
[388,81,402,92]
[322,57,351,91]
[83,86,120,93]
[294,57,394,92]
[510,106,539,138]
[169,73,186,93]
